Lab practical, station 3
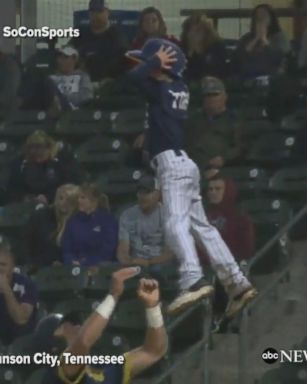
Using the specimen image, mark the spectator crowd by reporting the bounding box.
[1,0,306,348]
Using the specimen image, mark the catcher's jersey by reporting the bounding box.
[42,361,131,384]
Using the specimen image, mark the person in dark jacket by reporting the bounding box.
[7,130,83,204]
[70,0,127,81]
[181,13,229,81]
[234,3,290,78]
[186,77,243,176]
[0,43,21,116]
[131,7,179,50]
[0,240,38,345]
[25,184,80,269]
[61,183,118,267]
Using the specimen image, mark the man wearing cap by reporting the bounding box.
[49,46,93,110]
[0,40,21,116]
[34,267,168,384]
[70,0,127,81]
[117,175,173,270]
[187,76,243,175]
[0,241,38,345]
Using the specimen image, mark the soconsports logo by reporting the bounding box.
[2,26,80,40]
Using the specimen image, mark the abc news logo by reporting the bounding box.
[262,348,307,364]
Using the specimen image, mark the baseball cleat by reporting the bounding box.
[225,286,258,319]
[166,278,215,316]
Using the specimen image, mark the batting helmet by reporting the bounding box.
[127,38,187,78]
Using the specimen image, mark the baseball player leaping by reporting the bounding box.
[126,39,257,317]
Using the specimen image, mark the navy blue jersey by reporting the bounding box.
[42,361,130,384]
[128,56,190,159]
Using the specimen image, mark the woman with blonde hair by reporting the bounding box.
[181,13,228,81]
[25,184,80,269]
[7,130,83,203]
[62,183,118,267]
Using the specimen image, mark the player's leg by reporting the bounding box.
[189,165,257,319]
[157,156,214,315]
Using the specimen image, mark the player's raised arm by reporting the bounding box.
[61,267,140,380]
[125,278,168,378]
[126,42,177,81]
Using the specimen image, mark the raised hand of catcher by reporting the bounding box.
[111,267,141,299]
[137,278,160,308]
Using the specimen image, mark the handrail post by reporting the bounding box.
[238,307,249,384]
[202,298,212,384]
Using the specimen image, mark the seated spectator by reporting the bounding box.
[234,3,290,78]
[131,7,179,50]
[25,184,80,270]
[62,183,118,267]
[7,130,83,204]
[70,0,127,81]
[181,14,228,81]
[49,46,93,110]
[187,77,242,175]
[198,175,255,321]
[0,41,21,116]
[117,175,173,270]
[0,239,38,345]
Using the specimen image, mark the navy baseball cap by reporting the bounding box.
[89,0,109,11]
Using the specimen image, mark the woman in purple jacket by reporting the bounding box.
[61,183,118,267]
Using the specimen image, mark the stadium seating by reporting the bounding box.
[7,335,34,357]
[247,132,297,167]
[55,109,111,140]
[109,109,146,136]
[0,202,35,229]
[95,167,146,206]
[24,369,47,384]
[280,110,306,132]
[269,166,307,211]
[0,368,22,384]
[33,266,88,309]
[240,198,292,274]
[217,166,270,199]
[0,141,18,167]
[0,111,54,141]
[74,135,129,169]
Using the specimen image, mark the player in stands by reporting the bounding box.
[126,38,257,318]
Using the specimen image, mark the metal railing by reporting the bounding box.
[238,204,307,384]
[151,297,213,384]
[149,204,307,384]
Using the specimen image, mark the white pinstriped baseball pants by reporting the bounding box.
[153,150,250,292]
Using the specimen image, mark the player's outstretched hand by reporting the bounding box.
[137,278,160,308]
[156,45,177,70]
[111,267,141,299]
